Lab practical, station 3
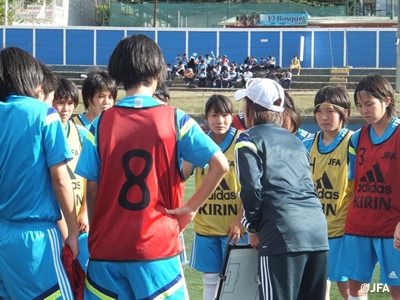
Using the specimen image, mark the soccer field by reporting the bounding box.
[182,177,391,300]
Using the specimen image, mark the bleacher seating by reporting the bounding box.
[49,65,396,91]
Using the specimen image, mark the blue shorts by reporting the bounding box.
[77,232,89,273]
[335,235,400,285]
[0,219,73,299]
[189,233,249,273]
[85,256,188,299]
[328,237,348,282]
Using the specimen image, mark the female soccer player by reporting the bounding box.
[336,74,400,299]
[303,86,353,300]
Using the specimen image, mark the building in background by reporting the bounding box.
[5,0,398,27]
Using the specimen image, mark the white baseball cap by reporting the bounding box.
[234,78,285,112]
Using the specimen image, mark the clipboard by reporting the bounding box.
[214,244,259,300]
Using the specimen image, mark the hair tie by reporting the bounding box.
[314,102,345,111]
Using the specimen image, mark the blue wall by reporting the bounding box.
[158,31,185,66]
[379,31,396,68]
[0,26,396,68]
[188,31,217,60]
[96,30,125,66]
[6,29,33,54]
[314,31,344,68]
[347,31,376,67]
[66,30,94,65]
[219,31,248,65]
[36,29,63,64]
[251,32,280,66]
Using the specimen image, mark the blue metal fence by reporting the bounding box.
[0,26,396,68]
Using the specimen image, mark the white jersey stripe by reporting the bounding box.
[189,234,197,268]
[260,256,273,300]
[48,228,73,300]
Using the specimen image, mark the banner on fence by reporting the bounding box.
[236,13,308,26]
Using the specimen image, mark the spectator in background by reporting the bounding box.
[272,69,282,82]
[220,69,231,88]
[184,68,196,86]
[250,56,259,71]
[215,55,222,65]
[290,55,301,75]
[187,57,197,74]
[198,59,207,72]
[198,69,208,87]
[238,63,245,75]
[166,63,172,80]
[173,54,182,71]
[205,54,213,66]
[241,68,253,87]
[182,53,188,68]
[280,70,292,89]
[228,66,238,88]
[244,56,251,68]
[267,55,276,70]
[176,61,185,77]
[221,55,229,72]
[212,69,221,87]
[259,57,267,70]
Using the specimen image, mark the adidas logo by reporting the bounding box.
[315,172,339,200]
[209,178,236,200]
[360,163,385,184]
[356,163,391,194]
[388,271,398,279]
[316,171,333,190]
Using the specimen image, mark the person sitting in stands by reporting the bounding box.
[187,57,197,74]
[228,66,237,88]
[267,55,276,70]
[220,69,231,88]
[290,55,301,75]
[197,69,207,87]
[250,56,259,70]
[259,57,267,70]
[221,55,229,72]
[198,60,207,72]
[166,63,172,80]
[212,69,221,87]
[241,68,253,88]
[205,54,213,66]
[244,56,251,68]
[182,53,188,69]
[184,68,195,86]
[176,61,185,77]
[279,70,292,89]
[173,54,181,71]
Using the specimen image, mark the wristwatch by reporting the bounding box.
[247,226,258,235]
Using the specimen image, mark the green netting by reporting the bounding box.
[109,2,346,27]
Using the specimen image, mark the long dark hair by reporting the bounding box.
[0,47,44,102]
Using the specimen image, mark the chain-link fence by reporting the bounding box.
[109,1,347,27]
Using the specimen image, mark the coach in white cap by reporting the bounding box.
[234,78,329,300]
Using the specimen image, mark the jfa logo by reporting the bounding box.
[361,283,389,293]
